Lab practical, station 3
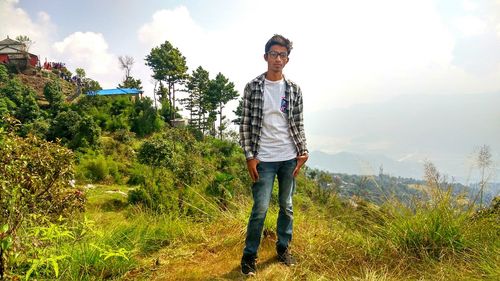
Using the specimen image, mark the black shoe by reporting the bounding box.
[277,246,296,266]
[241,254,256,276]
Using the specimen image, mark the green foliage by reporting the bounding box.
[1,78,23,107]
[18,118,49,139]
[133,128,205,213]
[182,66,210,131]
[43,80,65,111]
[130,97,163,137]
[205,72,238,139]
[0,129,81,223]
[118,76,143,90]
[232,97,243,125]
[77,154,120,183]
[0,127,83,278]
[206,172,235,210]
[126,163,148,186]
[145,40,188,121]
[82,78,101,95]
[385,199,467,260]
[0,78,41,127]
[0,64,9,82]
[75,68,86,78]
[137,135,173,171]
[47,110,101,150]
[145,41,188,84]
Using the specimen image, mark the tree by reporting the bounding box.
[136,129,200,211]
[43,80,65,112]
[206,73,238,139]
[15,35,33,53]
[130,97,163,137]
[15,35,34,72]
[118,55,135,79]
[47,110,101,150]
[145,41,188,121]
[232,97,243,125]
[118,76,143,90]
[17,86,40,123]
[75,68,86,79]
[182,66,210,131]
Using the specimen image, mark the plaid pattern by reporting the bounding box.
[239,73,308,160]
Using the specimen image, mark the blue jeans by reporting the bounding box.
[243,158,297,257]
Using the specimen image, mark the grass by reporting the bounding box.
[6,183,499,280]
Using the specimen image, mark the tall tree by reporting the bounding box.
[206,73,238,139]
[182,66,210,131]
[145,41,188,122]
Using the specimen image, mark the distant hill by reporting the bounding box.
[308,150,424,179]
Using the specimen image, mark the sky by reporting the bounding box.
[1,0,499,182]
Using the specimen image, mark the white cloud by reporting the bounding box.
[454,15,487,37]
[462,0,478,12]
[52,32,121,88]
[0,0,56,59]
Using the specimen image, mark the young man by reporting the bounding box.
[239,34,308,276]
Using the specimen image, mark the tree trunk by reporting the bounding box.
[172,83,176,122]
[219,103,224,140]
[153,81,158,110]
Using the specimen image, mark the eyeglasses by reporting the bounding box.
[267,51,288,59]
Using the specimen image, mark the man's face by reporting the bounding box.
[264,45,289,73]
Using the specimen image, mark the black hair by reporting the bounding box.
[265,34,293,55]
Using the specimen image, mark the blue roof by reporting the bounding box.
[87,88,143,96]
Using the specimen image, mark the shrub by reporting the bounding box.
[0,64,8,82]
[77,155,121,183]
[0,124,83,277]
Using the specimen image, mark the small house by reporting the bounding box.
[0,36,39,68]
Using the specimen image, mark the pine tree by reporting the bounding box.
[145,41,188,122]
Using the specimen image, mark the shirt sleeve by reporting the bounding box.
[239,83,254,159]
[293,85,308,155]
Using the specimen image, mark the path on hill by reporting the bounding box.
[125,225,300,281]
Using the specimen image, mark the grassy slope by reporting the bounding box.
[16,72,77,104]
[81,183,499,281]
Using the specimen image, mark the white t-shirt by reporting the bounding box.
[257,78,297,162]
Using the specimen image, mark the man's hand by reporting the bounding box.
[246,158,260,182]
[293,154,309,177]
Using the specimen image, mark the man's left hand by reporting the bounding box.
[293,154,309,177]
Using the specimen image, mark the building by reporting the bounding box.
[0,36,39,68]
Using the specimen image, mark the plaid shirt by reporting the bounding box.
[239,72,308,160]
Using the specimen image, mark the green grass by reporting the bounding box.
[6,183,499,280]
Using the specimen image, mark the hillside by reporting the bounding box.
[1,63,499,281]
[16,71,78,104]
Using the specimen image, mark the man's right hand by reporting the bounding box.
[246,158,260,182]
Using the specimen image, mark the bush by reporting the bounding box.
[77,155,121,184]
[0,125,83,277]
[0,64,8,82]
[126,164,148,186]
[128,182,178,214]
